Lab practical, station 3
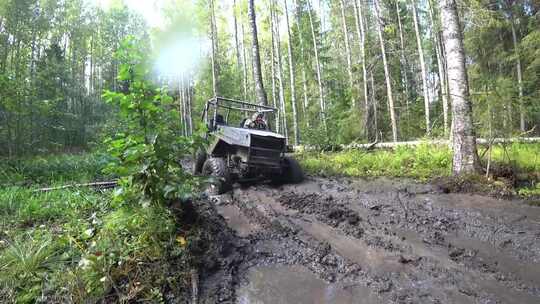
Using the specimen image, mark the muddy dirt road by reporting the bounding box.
[196,176,540,304]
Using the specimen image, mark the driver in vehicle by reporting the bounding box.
[244,112,268,130]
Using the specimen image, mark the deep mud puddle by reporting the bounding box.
[198,176,540,304]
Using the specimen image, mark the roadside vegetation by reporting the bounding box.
[0,153,113,187]
[0,38,205,303]
[0,186,185,302]
[298,142,540,196]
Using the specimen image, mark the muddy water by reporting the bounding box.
[237,265,381,304]
[198,176,540,304]
[216,204,260,237]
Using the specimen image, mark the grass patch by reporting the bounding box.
[0,187,189,303]
[518,182,540,197]
[298,142,540,182]
[298,143,452,180]
[0,153,114,186]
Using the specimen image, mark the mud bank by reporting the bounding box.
[194,176,540,304]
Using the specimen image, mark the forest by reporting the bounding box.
[0,0,539,154]
[1,0,540,303]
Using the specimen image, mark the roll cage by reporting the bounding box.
[202,97,277,132]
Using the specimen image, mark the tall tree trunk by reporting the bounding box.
[233,0,242,74]
[273,0,288,140]
[295,0,310,127]
[339,0,355,108]
[440,0,480,174]
[428,0,449,136]
[269,5,279,130]
[395,0,410,127]
[284,0,300,145]
[353,0,371,140]
[370,72,378,137]
[241,22,249,100]
[306,0,327,131]
[187,77,193,135]
[248,0,269,105]
[411,0,431,136]
[373,0,398,142]
[178,77,185,136]
[511,18,525,132]
[209,0,219,96]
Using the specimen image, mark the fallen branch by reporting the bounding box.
[34,181,118,193]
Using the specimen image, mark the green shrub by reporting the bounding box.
[0,187,182,303]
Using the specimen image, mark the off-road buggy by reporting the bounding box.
[193,97,304,194]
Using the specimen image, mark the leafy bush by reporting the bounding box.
[1,36,204,303]
[0,188,184,303]
[102,36,204,208]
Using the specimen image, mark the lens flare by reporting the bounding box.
[155,35,202,76]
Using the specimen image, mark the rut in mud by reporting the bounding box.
[195,177,540,304]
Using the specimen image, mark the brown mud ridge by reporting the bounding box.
[193,177,540,304]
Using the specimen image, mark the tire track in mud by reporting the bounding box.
[201,177,540,304]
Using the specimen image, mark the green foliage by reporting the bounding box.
[299,143,452,179]
[518,182,540,197]
[1,34,206,304]
[0,186,184,303]
[0,153,113,186]
[299,143,540,181]
[0,187,108,227]
[0,231,63,303]
[102,36,204,207]
[0,0,148,156]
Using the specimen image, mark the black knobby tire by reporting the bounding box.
[272,156,304,184]
[202,157,232,194]
[193,149,207,174]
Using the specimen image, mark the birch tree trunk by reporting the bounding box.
[233,0,242,73]
[511,18,525,132]
[272,1,289,140]
[269,2,279,130]
[248,0,269,106]
[307,0,327,131]
[353,0,371,140]
[373,0,398,142]
[411,0,431,136]
[395,1,410,120]
[209,0,219,97]
[294,0,310,126]
[370,72,378,136]
[178,77,186,136]
[339,0,355,108]
[241,22,249,100]
[428,0,449,136]
[284,0,300,145]
[440,0,481,174]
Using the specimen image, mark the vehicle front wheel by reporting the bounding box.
[272,156,304,184]
[202,157,232,195]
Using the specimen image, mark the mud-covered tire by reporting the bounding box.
[273,156,304,184]
[193,149,207,174]
[202,157,232,194]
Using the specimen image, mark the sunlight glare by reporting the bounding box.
[155,35,202,77]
